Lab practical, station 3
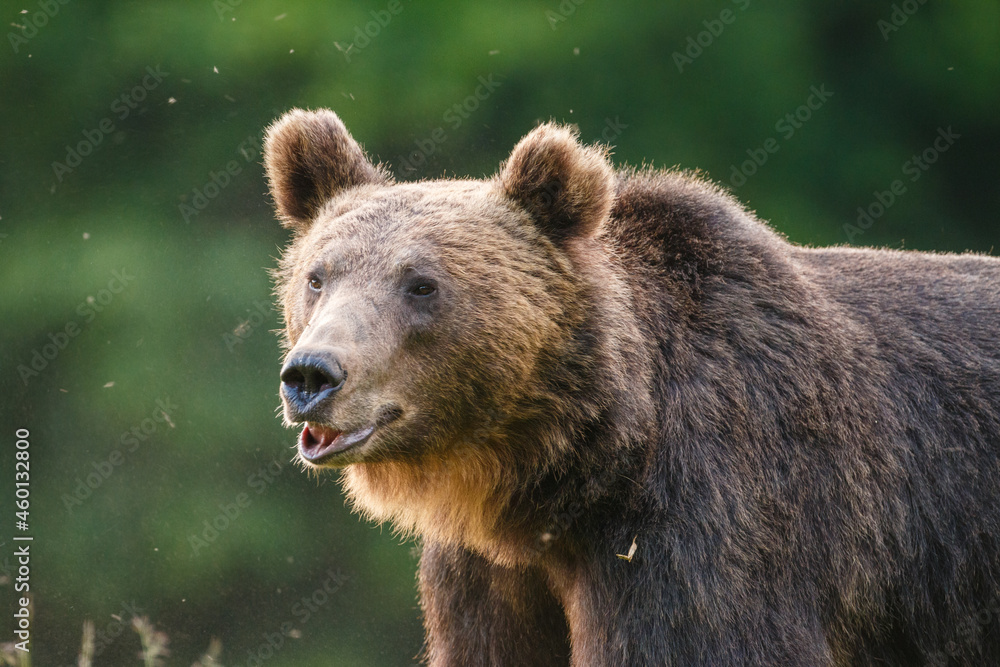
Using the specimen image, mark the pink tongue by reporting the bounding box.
[299,424,343,461]
[299,423,376,462]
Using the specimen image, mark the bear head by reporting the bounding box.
[264,109,639,552]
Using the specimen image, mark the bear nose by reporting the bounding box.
[280,352,347,418]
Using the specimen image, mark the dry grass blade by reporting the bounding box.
[77,620,95,667]
[191,637,223,666]
[132,616,170,667]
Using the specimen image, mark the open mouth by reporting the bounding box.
[296,405,403,465]
[299,423,375,463]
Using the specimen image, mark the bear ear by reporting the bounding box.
[498,122,615,242]
[263,108,389,231]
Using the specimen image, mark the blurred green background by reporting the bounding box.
[1,0,997,664]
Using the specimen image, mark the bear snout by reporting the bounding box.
[280,350,347,420]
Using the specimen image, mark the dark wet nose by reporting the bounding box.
[280,352,347,418]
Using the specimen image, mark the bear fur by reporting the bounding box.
[264,108,1000,666]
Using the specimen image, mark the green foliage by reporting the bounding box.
[1,0,996,663]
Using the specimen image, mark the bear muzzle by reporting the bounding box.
[282,349,406,464]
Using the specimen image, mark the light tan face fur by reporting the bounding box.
[276,180,574,468]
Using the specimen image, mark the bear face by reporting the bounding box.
[265,110,648,554]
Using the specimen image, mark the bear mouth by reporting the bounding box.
[299,423,375,463]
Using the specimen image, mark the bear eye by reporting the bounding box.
[307,276,323,292]
[408,282,436,297]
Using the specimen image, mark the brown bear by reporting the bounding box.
[263,108,1000,666]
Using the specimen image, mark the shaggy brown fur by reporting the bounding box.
[265,109,1000,666]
